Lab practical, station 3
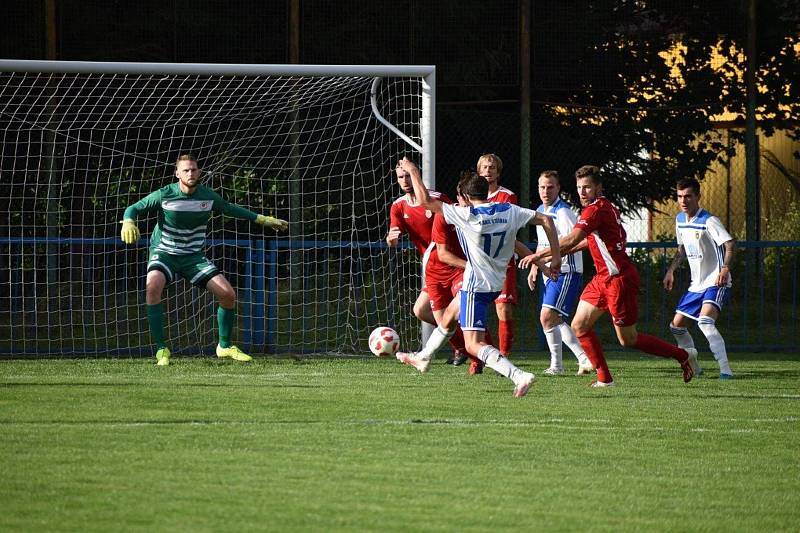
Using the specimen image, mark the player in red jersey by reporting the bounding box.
[386,159,466,358]
[519,165,699,387]
[477,153,519,361]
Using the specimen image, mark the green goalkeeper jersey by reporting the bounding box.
[123,182,257,255]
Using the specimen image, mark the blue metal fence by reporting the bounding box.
[1,237,798,355]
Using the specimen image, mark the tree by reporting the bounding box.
[530,0,799,214]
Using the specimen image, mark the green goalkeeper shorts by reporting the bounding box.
[147,251,220,288]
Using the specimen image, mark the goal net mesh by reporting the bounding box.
[0,66,427,357]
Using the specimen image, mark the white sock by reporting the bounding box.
[669,324,696,351]
[698,317,732,374]
[417,325,453,359]
[477,344,524,383]
[544,326,563,369]
[558,322,588,365]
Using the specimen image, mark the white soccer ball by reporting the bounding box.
[368,326,400,358]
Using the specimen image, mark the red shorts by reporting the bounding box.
[427,271,464,311]
[494,260,518,305]
[580,266,640,326]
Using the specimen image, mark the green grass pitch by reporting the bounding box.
[1,353,798,532]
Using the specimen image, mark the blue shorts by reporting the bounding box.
[459,290,500,331]
[541,270,582,317]
[676,286,731,320]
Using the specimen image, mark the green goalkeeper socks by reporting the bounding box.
[146,303,167,349]
[217,306,236,348]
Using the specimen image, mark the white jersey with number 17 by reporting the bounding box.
[441,202,535,293]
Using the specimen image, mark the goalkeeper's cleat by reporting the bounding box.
[396,351,431,373]
[155,347,171,366]
[513,372,535,398]
[216,344,252,362]
[120,219,140,244]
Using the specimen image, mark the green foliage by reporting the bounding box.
[1,357,799,531]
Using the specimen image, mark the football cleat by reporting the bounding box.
[396,352,431,373]
[589,379,615,388]
[216,344,252,362]
[719,372,735,380]
[543,366,565,376]
[155,347,171,366]
[468,359,484,375]
[681,348,698,383]
[513,372,536,397]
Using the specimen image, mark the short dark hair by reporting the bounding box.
[176,154,198,166]
[539,170,560,183]
[676,177,701,195]
[457,171,489,201]
[575,165,601,184]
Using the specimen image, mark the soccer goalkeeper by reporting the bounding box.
[120,154,288,366]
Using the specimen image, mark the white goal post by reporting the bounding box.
[0,59,435,357]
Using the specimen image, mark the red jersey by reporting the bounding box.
[389,190,451,256]
[574,196,632,277]
[487,186,517,205]
[426,212,466,283]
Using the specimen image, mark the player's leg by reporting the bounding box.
[615,322,696,383]
[541,307,565,374]
[461,292,534,398]
[428,279,467,365]
[572,276,614,385]
[413,290,436,326]
[669,310,702,375]
[572,298,612,385]
[697,294,733,378]
[206,273,251,362]
[396,295,461,371]
[494,261,518,355]
[145,269,170,365]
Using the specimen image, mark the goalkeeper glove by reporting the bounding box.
[120,219,140,244]
[255,214,289,231]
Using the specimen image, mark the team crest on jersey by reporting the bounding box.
[695,231,701,240]
[151,254,159,260]
[425,210,432,218]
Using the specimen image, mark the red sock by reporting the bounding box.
[578,330,612,383]
[448,326,467,355]
[633,334,688,362]
[498,320,514,355]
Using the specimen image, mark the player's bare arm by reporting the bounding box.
[663,245,686,291]
[518,226,583,270]
[717,240,735,287]
[437,241,466,270]
[532,212,561,275]
[399,158,442,213]
[386,226,402,247]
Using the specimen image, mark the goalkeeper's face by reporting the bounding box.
[176,160,201,191]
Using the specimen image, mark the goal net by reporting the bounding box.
[0,60,435,357]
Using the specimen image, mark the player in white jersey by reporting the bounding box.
[663,177,736,379]
[394,159,561,397]
[527,171,593,376]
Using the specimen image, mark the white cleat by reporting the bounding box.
[396,351,432,373]
[576,360,594,375]
[513,372,536,397]
[543,366,565,376]
[590,379,615,388]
